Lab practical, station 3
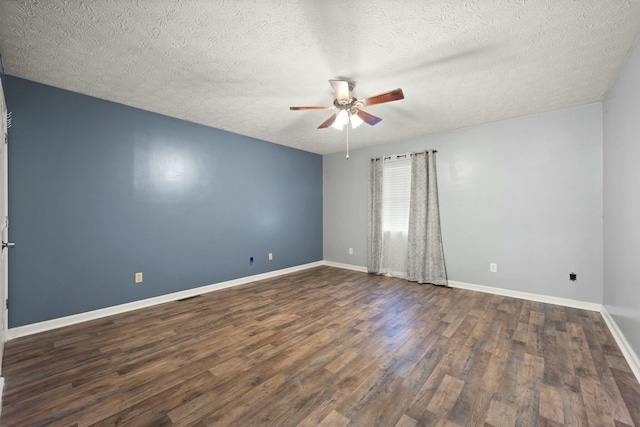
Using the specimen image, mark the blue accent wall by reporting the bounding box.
[5,76,323,327]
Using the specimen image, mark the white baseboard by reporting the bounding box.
[7,261,324,340]
[322,265,604,313]
[322,261,368,273]
[448,280,603,312]
[600,307,640,383]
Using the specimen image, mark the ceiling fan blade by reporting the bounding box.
[357,109,382,126]
[318,113,338,129]
[329,80,350,102]
[362,88,405,107]
[290,106,332,110]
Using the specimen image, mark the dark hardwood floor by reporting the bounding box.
[1,266,639,426]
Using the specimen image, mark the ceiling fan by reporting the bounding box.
[290,80,405,129]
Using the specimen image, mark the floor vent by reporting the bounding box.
[177,295,202,302]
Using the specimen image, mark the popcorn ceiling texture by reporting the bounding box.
[0,0,639,154]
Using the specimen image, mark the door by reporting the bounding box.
[0,82,8,371]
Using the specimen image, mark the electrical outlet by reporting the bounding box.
[570,272,577,281]
[135,272,143,283]
[268,253,273,261]
[349,248,353,255]
[489,263,497,273]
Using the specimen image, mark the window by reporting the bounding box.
[381,158,411,233]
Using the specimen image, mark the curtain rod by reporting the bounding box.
[371,150,437,162]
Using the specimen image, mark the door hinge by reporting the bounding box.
[5,299,7,310]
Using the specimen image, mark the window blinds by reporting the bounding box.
[381,158,412,233]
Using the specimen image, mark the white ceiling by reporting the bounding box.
[1,1,639,155]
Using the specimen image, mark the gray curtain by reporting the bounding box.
[407,151,447,285]
[367,158,383,274]
[367,151,447,285]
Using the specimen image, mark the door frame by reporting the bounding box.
[0,81,8,368]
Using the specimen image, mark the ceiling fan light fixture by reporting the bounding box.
[350,113,363,128]
[331,110,349,129]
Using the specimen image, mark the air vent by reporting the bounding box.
[177,295,202,302]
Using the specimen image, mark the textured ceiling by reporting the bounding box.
[1,1,639,155]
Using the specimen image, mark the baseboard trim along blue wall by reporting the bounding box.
[5,76,323,328]
[7,261,325,339]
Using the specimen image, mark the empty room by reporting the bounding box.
[0,1,639,425]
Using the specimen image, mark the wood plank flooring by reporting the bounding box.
[2,266,639,426]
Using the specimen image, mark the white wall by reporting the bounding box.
[603,37,640,356]
[324,103,603,303]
